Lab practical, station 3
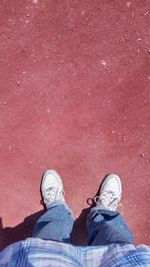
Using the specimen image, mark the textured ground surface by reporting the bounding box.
[0,0,150,249]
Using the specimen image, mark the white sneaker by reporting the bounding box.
[41,169,65,208]
[94,173,122,211]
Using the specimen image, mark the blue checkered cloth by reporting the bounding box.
[0,238,150,266]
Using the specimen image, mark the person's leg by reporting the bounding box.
[87,207,133,245]
[32,200,74,243]
[87,174,134,245]
[32,169,74,244]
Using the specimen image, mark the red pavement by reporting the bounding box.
[0,0,150,249]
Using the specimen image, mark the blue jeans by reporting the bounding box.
[32,201,133,245]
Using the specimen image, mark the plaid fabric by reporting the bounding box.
[0,238,150,267]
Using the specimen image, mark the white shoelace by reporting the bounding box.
[94,190,119,210]
[44,186,65,204]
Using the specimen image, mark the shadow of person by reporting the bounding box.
[72,183,102,246]
[0,203,93,250]
[0,175,105,250]
[72,206,91,246]
[0,210,44,251]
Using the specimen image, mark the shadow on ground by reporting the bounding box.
[0,207,92,250]
[0,211,44,251]
[0,180,102,250]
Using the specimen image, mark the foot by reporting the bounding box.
[94,173,122,211]
[41,169,65,208]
